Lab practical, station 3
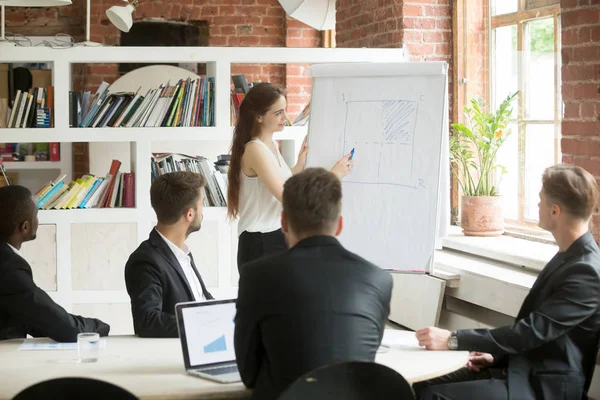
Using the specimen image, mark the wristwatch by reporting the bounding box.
[448,331,458,350]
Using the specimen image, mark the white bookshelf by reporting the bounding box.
[1,142,73,192]
[0,126,309,143]
[2,46,406,335]
[3,161,63,170]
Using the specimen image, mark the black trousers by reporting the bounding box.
[413,367,508,400]
[237,229,287,271]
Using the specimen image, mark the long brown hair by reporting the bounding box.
[227,82,287,219]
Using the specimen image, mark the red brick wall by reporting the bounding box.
[402,1,452,63]
[402,1,453,121]
[284,17,321,118]
[4,0,84,38]
[336,0,402,48]
[463,1,488,104]
[89,0,289,92]
[335,0,454,133]
[560,1,600,241]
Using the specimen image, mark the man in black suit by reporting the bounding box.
[234,167,393,400]
[0,185,110,342]
[125,171,213,338]
[414,164,600,400]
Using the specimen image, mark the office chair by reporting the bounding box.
[278,361,415,400]
[13,377,139,400]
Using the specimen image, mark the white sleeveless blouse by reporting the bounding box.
[237,139,293,236]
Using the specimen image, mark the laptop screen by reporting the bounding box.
[178,300,237,368]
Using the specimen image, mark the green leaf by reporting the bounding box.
[450,91,518,196]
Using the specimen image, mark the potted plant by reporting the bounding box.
[450,91,518,237]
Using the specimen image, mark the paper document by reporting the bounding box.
[381,330,423,349]
[18,339,107,351]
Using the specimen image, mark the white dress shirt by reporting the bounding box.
[7,243,23,259]
[155,229,206,301]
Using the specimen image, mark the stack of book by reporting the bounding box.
[230,92,245,124]
[0,143,59,162]
[230,74,249,124]
[6,87,54,128]
[36,108,51,128]
[34,160,135,210]
[71,77,215,128]
[151,153,227,207]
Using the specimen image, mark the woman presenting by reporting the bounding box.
[227,82,353,269]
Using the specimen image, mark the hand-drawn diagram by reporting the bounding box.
[343,100,418,188]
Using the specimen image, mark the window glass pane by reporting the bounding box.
[492,0,518,16]
[495,123,519,220]
[525,18,555,120]
[492,25,518,114]
[525,124,555,220]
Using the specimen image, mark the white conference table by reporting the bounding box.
[0,330,468,400]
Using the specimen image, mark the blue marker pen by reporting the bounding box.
[350,148,355,160]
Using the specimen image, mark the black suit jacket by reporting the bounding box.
[456,232,600,399]
[234,236,393,400]
[124,229,213,338]
[0,242,110,342]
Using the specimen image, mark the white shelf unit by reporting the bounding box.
[3,160,63,171]
[2,46,405,335]
[1,143,73,192]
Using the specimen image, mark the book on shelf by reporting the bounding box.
[230,92,245,124]
[232,74,250,94]
[0,143,60,162]
[5,86,54,128]
[34,160,135,210]
[230,74,251,125]
[151,153,228,208]
[71,76,215,128]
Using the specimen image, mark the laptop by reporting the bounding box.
[175,299,242,383]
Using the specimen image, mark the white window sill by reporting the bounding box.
[433,226,558,290]
[442,225,557,272]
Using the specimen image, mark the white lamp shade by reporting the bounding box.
[0,0,72,6]
[106,3,134,33]
[278,0,335,31]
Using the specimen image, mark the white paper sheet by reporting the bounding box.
[381,330,423,349]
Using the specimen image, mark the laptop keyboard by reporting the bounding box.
[197,365,239,376]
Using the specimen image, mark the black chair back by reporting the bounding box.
[278,361,415,400]
[13,377,139,400]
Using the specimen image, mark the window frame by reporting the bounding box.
[489,0,561,232]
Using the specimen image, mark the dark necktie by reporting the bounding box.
[188,253,213,300]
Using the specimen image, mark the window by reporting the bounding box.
[490,0,561,231]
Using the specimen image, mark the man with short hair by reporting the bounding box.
[125,171,213,338]
[415,164,600,400]
[0,185,110,342]
[234,167,393,400]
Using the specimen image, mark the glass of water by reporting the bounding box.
[77,332,100,363]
